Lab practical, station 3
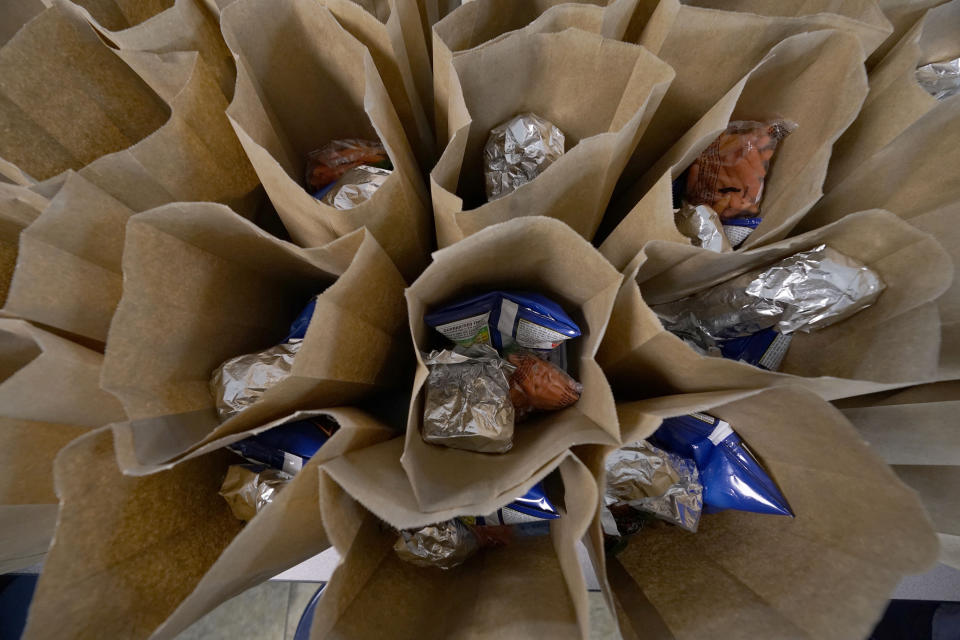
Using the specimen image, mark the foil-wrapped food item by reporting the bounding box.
[916,57,960,101]
[507,351,582,420]
[484,113,565,201]
[605,440,703,533]
[653,245,885,351]
[219,464,292,522]
[305,138,390,192]
[675,203,729,253]
[319,165,391,210]
[394,519,479,570]
[211,340,301,421]
[422,345,516,453]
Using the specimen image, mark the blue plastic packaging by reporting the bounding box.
[228,417,337,475]
[722,216,762,248]
[424,291,580,352]
[286,297,318,341]
[466,481,560,526]
[650,413,792,517]
[719,328,792,371]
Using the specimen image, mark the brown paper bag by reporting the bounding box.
[599,210,952,401]
[311,453,598,639]
[800,98,960,380]
[402,216,621,512]
[827,0,960,189]
[221,0,432,280]
[431,0,638,147]
[64,0,236,98]
[600,30,868,266]
[0,182,49,307]
[0,4,260,215]
[618,0,890,189]
[835,380,960,570]
[22,407,392,640]
[100,201,408,472]
[432,27,673,247]
[603,386,938,640]
[2,172,132,346]
[0,319,126,573]
[869,0,950,67]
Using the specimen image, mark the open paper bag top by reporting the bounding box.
[102,201,407,471]
[402,216,622,511]
[311,454,598,639]
[609,386,939,640]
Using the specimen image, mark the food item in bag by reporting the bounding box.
[484,113,565,201]
[219,464,292,522]
[651,413,792,517]
[685,120,795,219]
[421,345,517,453]
[507,351,582,419]
[394,519,479,569]
[425,291,580,353]
[210,340,301,421]
[462,481,560,526]
[916,57,960,101]
[604,440,703,533]
[305,139,391,192]
[317,165,391,209]
[721,216,762,249]
[653,244,885,354]
[718,328,792,371]
[675,202,729,252]
[228,417,338,475]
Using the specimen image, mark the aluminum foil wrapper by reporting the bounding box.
[653,245,885,350]
[484,113,565,201]
[219,464,292,522]
[394,519,479,569]
[605,440,702,533]
[422,344,517,453]
[675,203,728,253]
[320,165,391,210]
[917,57,960,100]
[211,339,302,421]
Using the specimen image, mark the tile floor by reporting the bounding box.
[174,582,622,639]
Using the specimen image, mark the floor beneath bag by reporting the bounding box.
[173,583,623,640]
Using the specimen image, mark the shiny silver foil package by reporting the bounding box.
[653,245,885,350]
[219,464,292,522]
[916,57,960,100]
[605,440,702,533]
[675,203,729,253]
[320,165,391,210]
[422,344,517,454]
[484,112,565,201]
[210,339,302,421]
[394,519,479,569]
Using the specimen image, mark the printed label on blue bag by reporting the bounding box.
[434,312,491,346]
[758,332,792,370]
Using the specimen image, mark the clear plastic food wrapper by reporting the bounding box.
[686,120,796,219]
[916,57,960,101]
[484,113,565,201]
[604,440,703,533]
[304,138,391,192]
[317,165,392,210]
[653,245,885,352]
[422,345,517,453]
[675,202,729,252]
[424,291,580,353]
[651,413,792,517]
[507,351,582,420]
[210,339,302,421]
[219,464,292,522]
[228,417,337,475]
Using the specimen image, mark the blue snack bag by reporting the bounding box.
[722,216,762,248]
[650,413,792,517]
[719,328,793,371]
[424,291,580,352]
[464,481,560,526]
[286,297,318,341]
[228,417,337,475]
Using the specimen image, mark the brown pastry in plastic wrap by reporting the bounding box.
[305,138,391,191]
[507,351,582,420]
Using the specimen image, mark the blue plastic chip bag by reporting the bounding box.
[651,413,792,517]
[719,328,793,371]
[722,216,762,248]
[464,481,560,526]
[424,291,580,352]
[286,297,318,342]
[228,417,337,475]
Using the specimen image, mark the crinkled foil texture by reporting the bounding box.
[321,165,391,210]
[675,203,727,252]
[394,519,479,569]
[422,345,516,453]
[917,58,960,101]
[219,465,292,522]
[484,113,565,201]
[653,245,885,350]
[211,340,302,421]
[605,440,702,532]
